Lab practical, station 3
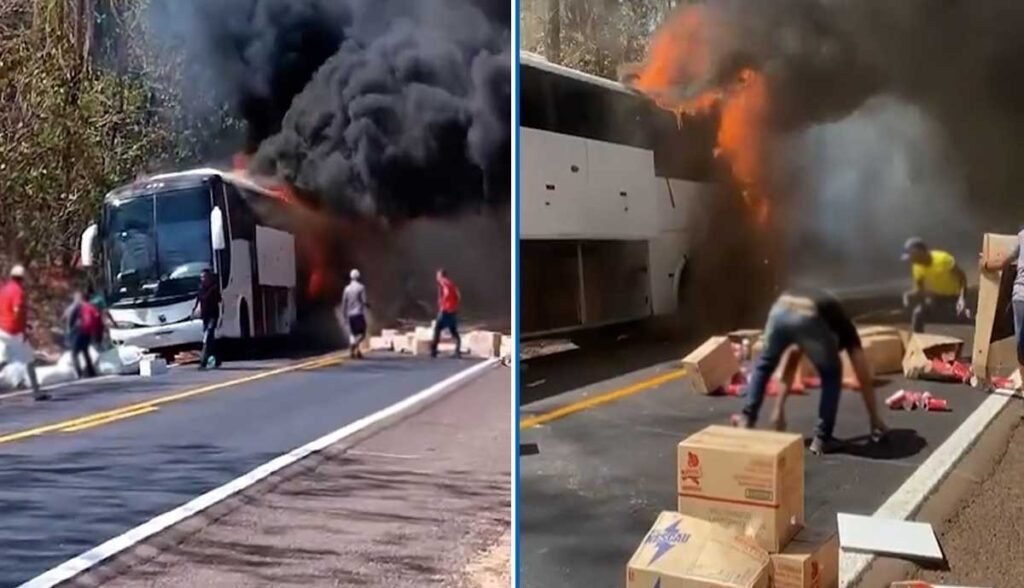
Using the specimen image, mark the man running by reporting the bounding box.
[192,269,222,370]
[732,289,888,455]
[982,227,1024,387]
[0,265,46,400]
[431,268,462,359]
[902,237,968,333]
[340,269,369,359]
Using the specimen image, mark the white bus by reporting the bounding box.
[520,51,720,338]
[80,168,299,351]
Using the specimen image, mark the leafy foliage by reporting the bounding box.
[520,0,684,79]
[0,0,235,265]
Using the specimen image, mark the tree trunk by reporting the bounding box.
[545,0,561,62]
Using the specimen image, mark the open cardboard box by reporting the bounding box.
[973,233,1019,380]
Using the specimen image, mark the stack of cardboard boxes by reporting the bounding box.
[626,426,838,588]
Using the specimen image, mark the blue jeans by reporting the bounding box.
[911,294,959,333]
[1013,300,1024,365]
[742,301,843,440]
[199,317,219,368]
[431,312,461,357]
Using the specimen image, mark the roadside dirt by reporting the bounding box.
[917,414,1024,586]
[464,531,512,588]
[102,366,511,588]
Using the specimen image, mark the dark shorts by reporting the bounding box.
[348,314,367,337]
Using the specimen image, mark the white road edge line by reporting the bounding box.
[17,358,500,588]
[839,387,1017,587]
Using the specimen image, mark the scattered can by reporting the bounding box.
[917,391,933,410]
[886,390,907,410]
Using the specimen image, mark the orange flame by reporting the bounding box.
[633,6,771,226]
[231,153,333,301]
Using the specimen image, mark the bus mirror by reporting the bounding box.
[80,224,98,267]
[211,206,226,251]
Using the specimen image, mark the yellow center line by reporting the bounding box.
[301,356,346,370]
[0,352,346,445]
[519,367,689,430]
[60,406,160,433]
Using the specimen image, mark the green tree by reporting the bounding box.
[521,0,684,79]
[0,0,233,265]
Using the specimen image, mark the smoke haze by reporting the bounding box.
[631,0,1024,290]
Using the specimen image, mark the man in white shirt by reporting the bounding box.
[339,269,369,358]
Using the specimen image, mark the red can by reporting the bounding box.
[918,392,933,410]
[907,391,923,410]
[925,397,949,411]
[885,390,907,409]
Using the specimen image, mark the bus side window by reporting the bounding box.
[230,186,258,241]
[216,182,239,288]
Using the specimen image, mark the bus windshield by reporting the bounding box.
[104,186,213,306]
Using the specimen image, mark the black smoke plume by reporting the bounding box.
[628,0,1024,289]
[149,0,510,220]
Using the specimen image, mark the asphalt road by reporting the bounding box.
[518,326,986,588]
[0,353,475,588]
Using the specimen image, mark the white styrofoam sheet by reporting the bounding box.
[837,513,944,562]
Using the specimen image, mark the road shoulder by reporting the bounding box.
[95,364,511,587]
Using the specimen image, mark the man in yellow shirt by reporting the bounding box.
[902,237,968,332]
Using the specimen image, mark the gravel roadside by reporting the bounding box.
[917,412,1024,586]
[103,365,512,588]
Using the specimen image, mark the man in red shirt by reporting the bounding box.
[0,265,45,400]
[431,268,462,359]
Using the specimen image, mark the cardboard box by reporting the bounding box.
[411,336,433,356]
[792,350,856,382]
[677,426,804,552]
[770,527,839,588]
[626,511,770,588]
[974,232,1019,379]
[395,334,429,355]
[902,333,964,379]
[798,325,905,381]
[681,337,740,395]
[466,331,502,358]
[369,336,393,351]
[500,335,512,358]
[861,327,905,375]
[728,330,763,361]
[140,358,168,377]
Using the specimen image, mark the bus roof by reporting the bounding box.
[105,167,278,202]
[520,50,634,96]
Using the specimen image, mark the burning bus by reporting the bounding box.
[519,50,724,339]
[78,168,302,351]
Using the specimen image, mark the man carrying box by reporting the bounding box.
[732,289,889,455]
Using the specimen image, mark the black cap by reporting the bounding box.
[902,237,927,261]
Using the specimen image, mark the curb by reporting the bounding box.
[18,358,500,588]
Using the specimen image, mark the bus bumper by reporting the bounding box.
[110,320,205,350]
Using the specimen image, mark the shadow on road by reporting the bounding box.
[838,428,928,460]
